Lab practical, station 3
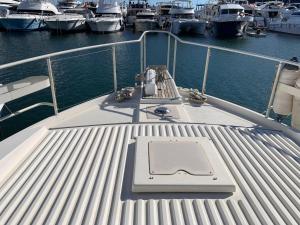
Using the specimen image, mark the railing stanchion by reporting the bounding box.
[202,47,211,96]
[46,58,58,115]
[167,34,170,70]
[112,45,117,92]
[140,38,143,73]
[266,62,283,118]
[172,39,177,80]
[144,34,147,70]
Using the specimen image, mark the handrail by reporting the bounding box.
[1,31,300,70]
[1,30,300,125]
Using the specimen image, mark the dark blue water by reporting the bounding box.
[1,30,300,140]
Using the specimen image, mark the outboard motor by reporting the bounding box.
[273,57,300,119]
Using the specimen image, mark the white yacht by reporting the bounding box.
[169,0,207,35]
[87,0,123,33]
[0,0,59,31]
[209,3,247,37]
[134,9,158,31]
[0,31,299,225]
[269,10,300,35]
[126,0,148,26]
[44,13,87,32]
[156,1,172,28]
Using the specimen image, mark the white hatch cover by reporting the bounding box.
[148,140,214,175]
[132,137,236,193]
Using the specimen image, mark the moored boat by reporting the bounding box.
[44,13,87,32]
[126,0,148,26]
[134,9,158,31]
[169,0,207,35]
[156,1,172,28]
[208,3,248,37]
[0,0,59,31]
[269,10,300,35]
[87,0,123,33]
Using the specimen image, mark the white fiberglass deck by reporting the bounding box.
[0,122,299,225]
[0,31,300,225]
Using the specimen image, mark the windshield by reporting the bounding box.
[221,9,243,14]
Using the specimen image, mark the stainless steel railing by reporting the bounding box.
[1,30,300,123]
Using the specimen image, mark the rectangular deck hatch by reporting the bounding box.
[149,141,213,175]
[133,137,236,193]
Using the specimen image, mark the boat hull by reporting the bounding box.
[171,20,206,35]
[269,22,300,35]
[44,19,86,32]
[211,21,246,37]
[0,16,45,31]
[87,19,122,32]
[134,20,158,32]
[126,15,135,26]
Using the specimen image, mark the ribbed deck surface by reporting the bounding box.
[0,124,299,225]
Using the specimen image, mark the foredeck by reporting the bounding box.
[0,123,299,225]
[0,31,300,225]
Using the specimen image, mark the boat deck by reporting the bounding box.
[0,123,299,225]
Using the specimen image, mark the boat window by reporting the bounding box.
[17,10,56,16]
[172,14,194,19]
[97,13,121,17]
[221,9,242,14]
[136,14,154,19]
[292,11,300,16]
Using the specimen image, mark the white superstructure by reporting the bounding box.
[126,0,148,26]
[0,31,299,225]
[0,0,19,10]
[257,0,284,24]
[57,0,80,10]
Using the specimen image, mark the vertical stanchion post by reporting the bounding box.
[140,38,143,73]
[202,47,211,96]
[167,34,170,70]
[172,39,177,80]
[47,58,58,115]
[144,34,147,70]
[112,45,117,92]
[266,62,283,118]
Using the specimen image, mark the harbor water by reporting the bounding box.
[1,30,300,140]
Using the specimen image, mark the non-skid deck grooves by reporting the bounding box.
[0,124,299,225]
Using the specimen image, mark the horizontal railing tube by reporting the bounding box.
[0,31,299,71]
